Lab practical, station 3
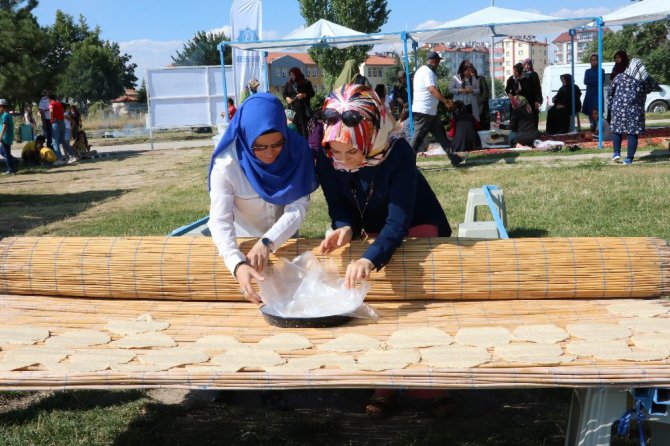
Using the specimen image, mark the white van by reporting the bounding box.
[540,62,615,112]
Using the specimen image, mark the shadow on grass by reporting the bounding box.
[0,189,128,237]
[509,227,549,237]
[112,388,571,446]
[0,390,145,425]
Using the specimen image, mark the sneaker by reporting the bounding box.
[450,153,464,167]
[611,154,621,162]
[623,158,633,165]
[66,157,78,164]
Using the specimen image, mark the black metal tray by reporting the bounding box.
[260,305,352,328]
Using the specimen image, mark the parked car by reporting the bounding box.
[646,85,670,113]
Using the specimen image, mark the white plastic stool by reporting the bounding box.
[464,187,508,228]
[457,221,500,239]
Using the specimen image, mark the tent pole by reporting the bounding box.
[490,36,495,98]
[220,43,230,123]
[402,32,414,138]
[597,17,603,149]
[262,51,269,93]
[569,28,576,133]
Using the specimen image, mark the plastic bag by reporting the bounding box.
[259,252,377,319]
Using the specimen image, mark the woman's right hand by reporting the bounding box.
[319,226,353,255]
[235,264,265,304]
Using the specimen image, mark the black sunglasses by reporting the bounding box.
[322,108,365,127]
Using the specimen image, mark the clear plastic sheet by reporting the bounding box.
[259,252,377,319]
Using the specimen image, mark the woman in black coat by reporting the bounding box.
[283,67,315,138]
[509,96,541,146]
[519,58,543,126]
[546,74,582,134]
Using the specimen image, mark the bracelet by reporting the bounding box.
[233,261,247,278]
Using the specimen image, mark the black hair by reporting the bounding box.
[374,83,386,100]
[35,135,46,144]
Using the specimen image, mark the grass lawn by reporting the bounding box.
[0,144,668,445]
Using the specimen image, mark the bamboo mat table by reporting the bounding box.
[1,294,669,391]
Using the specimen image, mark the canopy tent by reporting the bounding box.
[602,0,670,26]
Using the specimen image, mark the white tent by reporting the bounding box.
[229,18,399,52]
[602,0,670,26]
[418,6,594,43]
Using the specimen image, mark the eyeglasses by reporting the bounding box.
[251,138,285,151]
[322,108,365,127]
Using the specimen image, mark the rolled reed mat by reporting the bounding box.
[0,236,668,301]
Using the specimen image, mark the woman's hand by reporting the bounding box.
[247,240,270,273]
[319,226,353,255]
[285,97,293,105]
[235,264,265,304]
[344,258,374,289]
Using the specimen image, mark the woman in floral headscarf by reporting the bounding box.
[314,83,453,417]
[510,96,541,147]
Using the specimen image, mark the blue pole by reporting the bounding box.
[219,43,229,123]
[402,32,414,138]
[569,29,576,133]
[597,18,603,149]
[483,185,509,239]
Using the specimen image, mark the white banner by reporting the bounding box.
[230,0,263,99]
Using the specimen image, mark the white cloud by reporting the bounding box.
[208,25,233,38]
[549,7,612,18]
[284,25,306,38]
[415,19,442,30]
[120,39,183,85]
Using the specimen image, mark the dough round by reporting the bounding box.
[494,343,571,365]
[110,332,177,349]
[318,334,382,352]
[0,326,50,345]
[607,301,669,318]
[566,323,631,340]
[420,345,491,368]
[256,334,312,351]
[455,327,512,347]
[512,325,569,344]
[356,349,420,371]
[386,327,453,349]
[45,330,111,347]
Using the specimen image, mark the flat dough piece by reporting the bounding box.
[139,347,209,367]
[45,330,111,347]
[211,348,285,372]
[566,340,668,361]
[386,327,453,349]
[0,347,70,371]
[281,354,357,370]
[455,327,512,347]
[512,325,569,344]
[0,326,50,345]
[420,345,491,368]
[631,333,670,355]
[566,323,631,341]
[111,362,173,372]
[194,335,244,350]
[318,334,382,352]
[494,343,572,365]
[356,349,420,371]
[607,301,669,318]
[106,319,170,335]
[110,332,177,349]
[620,318,670,334]
[70,349,136,365]
[256,334,312,351]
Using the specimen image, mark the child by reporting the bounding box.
[285,109,297,132]
[21,135,51,165]
[73,131,96,158]
[585,108,612,142]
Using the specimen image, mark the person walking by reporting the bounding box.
[283,67,315,138]
[0,99,17,174]
[409,51,462,166]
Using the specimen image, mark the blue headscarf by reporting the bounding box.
[208,93,318,205]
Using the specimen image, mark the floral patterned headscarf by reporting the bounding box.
[321,83,396,172]
[512,95,532,114]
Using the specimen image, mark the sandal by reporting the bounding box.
[365,395,395,419]
[431,395,457,417]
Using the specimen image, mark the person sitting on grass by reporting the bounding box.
[509,96,541,147]
[73,131,97,158]
[585,108,612,142]
[21,135,57,166]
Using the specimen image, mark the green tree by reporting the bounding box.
[582,21,670,84]
[0,0,49,108]
[137,79,147,104]
[298,0,390,86]
[172,30,232,66]
[58,39,137,102]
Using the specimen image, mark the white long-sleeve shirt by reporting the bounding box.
[208,142,310,275]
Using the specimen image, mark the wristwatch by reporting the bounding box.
[261,237,275,252]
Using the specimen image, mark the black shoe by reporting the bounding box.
[450,154,464,167]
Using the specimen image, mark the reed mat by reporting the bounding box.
[0,294,669,391]
[1,236,668,301]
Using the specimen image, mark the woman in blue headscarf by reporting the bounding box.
[208,93,318,303]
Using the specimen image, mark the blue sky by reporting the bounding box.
[33,0,629,83]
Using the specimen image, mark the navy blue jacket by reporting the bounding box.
[314,137,451,269]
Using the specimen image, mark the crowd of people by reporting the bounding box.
[0,89,94,175]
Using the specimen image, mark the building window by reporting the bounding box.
[281,68,287,78]
[506,51,510,57]
[378,68,383,77]
[274,68,280,77]
[518,50,523,56]
[368,68,372,77]
[314,68,318,77]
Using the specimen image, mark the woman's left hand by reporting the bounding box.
[247,240,271,273]
[344,258,374,289]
